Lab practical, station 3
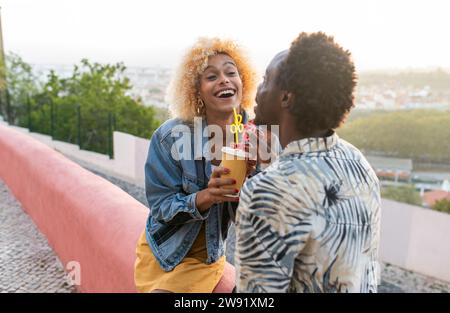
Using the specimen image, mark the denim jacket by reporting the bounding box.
[144,113,248,271]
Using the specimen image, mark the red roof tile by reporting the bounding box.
[423,190,450,207]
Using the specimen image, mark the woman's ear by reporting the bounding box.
[280,91,294,109]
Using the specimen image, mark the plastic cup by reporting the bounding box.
[220,146,247,197]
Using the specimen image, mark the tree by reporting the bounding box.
[433,199,450,214]
[1,53,161,155]
[381,185,422,206]
[0,52,39,122]
[339,109,450,164]
[30,59,160,154]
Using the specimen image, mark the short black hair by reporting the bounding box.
[278,32,357,135]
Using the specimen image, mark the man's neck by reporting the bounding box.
[279,117,330,149]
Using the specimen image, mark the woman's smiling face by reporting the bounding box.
[198,53,243,116]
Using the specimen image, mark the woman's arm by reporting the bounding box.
[145,130,205,225]
[145,130,238,225]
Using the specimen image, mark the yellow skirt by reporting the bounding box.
[134,223,225,293]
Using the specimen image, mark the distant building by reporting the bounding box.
[442,179,450,192]
[422,190,450,208]
[421,180,450,207]
[366,155,413,182]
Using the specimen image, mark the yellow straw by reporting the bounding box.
[232,108,239,145]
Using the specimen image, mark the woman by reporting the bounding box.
[134,37,257,293]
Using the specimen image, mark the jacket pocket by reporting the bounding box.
[152,222,184,246]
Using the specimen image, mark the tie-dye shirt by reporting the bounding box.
[235,132,381,293]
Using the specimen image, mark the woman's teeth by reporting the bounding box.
[217,89,235,98]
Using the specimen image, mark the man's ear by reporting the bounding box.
[280,91,294,109]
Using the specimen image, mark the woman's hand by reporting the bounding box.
[195,166,239,212]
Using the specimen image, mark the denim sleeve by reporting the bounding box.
[144,131,209,225]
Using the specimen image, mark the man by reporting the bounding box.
[234,32,381,293]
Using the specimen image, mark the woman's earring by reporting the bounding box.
[197,98,205,115]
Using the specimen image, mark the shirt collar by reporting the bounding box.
[281,131,339,156]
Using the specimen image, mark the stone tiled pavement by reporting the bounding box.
[1,155,450,293]
[0,180,76,293]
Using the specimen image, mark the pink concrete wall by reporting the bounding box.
[380,198,450,282]
[0,125,235,292]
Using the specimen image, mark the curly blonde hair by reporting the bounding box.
[166,37,258,122]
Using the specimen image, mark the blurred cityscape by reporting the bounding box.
[356,69,450,110]
[356,84,450,110]
[33,64,173,109]
[33,64,450,112]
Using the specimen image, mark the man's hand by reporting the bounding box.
[243,142,257,177]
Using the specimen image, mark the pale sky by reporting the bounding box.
[2,0,450,73]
